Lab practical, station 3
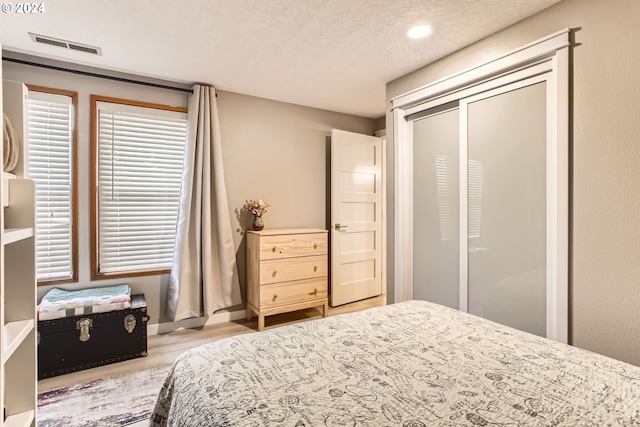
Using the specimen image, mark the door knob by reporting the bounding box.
[335,224,349,231]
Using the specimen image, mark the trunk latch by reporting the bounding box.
[124,314,137,333]
[76,318,93,342]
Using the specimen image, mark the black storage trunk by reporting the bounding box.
[38,294,149,379]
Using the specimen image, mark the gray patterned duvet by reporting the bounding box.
[149,300,640,426]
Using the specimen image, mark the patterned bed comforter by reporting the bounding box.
[149,300,640,426]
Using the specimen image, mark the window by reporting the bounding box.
[27,86,78,284]
[90,96,188,279]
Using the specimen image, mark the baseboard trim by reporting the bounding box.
[147,309,247,336]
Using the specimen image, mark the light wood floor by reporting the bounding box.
[38,294,386,393]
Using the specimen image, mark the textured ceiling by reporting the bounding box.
[0,0,562,118]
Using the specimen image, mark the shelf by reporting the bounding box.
[2,319,34,363]
[2,172,15,208]
[3,78,37,427]
[2,227,33,245]
[4,410,34,427]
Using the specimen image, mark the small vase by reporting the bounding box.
[252,215,264,231]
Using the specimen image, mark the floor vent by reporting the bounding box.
[29,33,102,56]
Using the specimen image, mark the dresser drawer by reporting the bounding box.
[260,278,328,309]
[259,233,327,260]
[259,255,327,285]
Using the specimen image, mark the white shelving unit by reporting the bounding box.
[1,71,37,426]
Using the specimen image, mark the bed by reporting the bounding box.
[149,300,640,426]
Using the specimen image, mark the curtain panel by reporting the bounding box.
[166,84,241,321]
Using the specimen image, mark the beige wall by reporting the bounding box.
[386,0,640,365]
[3,58,375,325]
[373,116,386,132]
[217,90,375,303]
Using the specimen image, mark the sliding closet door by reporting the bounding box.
[464,82,547,337]
[412,109,460,308]
[394,30,568,341]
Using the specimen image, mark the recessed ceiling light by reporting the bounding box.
[407,25,432,39]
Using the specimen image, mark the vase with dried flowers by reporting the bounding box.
[244,199,270,231]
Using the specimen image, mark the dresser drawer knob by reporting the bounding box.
[272,246,277,252]
[310,288,318,296]
[313,243,318,249]
[272,295,278,302]
[313,266,318,272]
[272,270,278,277]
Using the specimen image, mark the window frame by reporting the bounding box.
[27,85,79,286]
[90,95,188,280]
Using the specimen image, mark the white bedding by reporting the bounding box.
[150,300,640,426]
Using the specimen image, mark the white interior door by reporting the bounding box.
[330,129,382,306]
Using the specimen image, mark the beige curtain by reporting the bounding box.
[166,84,241,321]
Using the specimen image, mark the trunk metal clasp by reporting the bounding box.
[76,318,93,342]
[124,314,137,333]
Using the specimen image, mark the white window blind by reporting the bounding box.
[28,91,75,281]
[96,101,187,275]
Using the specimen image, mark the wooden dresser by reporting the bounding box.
[246,228,328,330]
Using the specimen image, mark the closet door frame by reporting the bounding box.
[392,29,570,343]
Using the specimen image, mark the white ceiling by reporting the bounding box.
[0,0,562,118]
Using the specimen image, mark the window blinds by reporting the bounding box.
[96,102,187,274]
[28,91,74,281]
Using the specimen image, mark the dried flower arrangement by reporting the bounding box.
[244,199,270,217]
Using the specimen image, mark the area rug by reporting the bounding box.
[37,363,172,427]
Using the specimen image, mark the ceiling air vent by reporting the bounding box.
[34,36,67,48]
[28,33,102,56]
[68,44,99,55]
